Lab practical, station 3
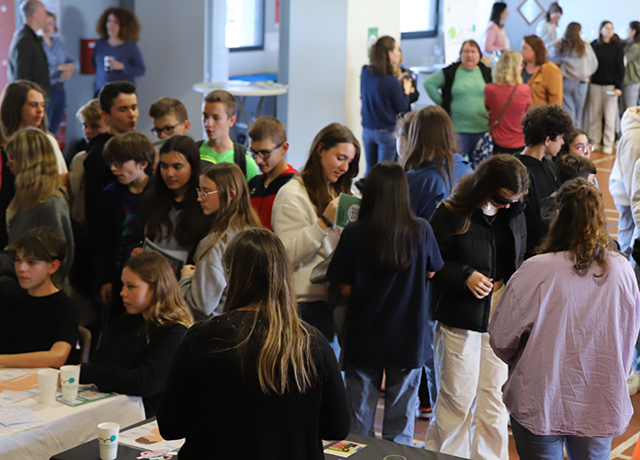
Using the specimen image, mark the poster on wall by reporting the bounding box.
[442,0,493,65]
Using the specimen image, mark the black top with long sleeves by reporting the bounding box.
[8,25,51,99]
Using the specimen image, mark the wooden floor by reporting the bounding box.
[373,148,640,458]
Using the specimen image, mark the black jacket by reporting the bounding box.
[429,202,526,332]
[7,25,51,100]
[441,62,492,115]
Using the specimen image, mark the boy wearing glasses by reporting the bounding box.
[515,104,573,258]
[0,227,79,368]
[198,90,259,181]
[149,97,191,139]
[247,117,297,230]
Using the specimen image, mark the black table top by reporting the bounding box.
[50,419,466,460]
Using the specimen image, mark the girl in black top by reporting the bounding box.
[158,229,349,460]
[80,251,193,417]
[425,155,529,460]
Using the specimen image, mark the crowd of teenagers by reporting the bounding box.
[1,3,640,460]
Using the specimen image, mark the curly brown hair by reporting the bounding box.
[96,7,141,42]
[537,178,614,278]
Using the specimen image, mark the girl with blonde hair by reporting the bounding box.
[81,251,193,417]
[179,162,261,319]
[158,228,349,459]
[484,50,532,154]
[5,128,73,281]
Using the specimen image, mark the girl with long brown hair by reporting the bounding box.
[81,251,193,417]
[179,162,260,319]
[158,228,350,459]
[425,154,529,459]
[272,122,360,353]
[548,22,598,126]
[5,128,73,281]
[490,179,640,459]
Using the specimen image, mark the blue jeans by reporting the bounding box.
[345,365,421,445]
[362,127,397,175]
[456,132,484,161]
[46,84,66,136]
[511,416,612,460]
[298,301,340,360]
[423,318,438,409]
[563,78,588,128]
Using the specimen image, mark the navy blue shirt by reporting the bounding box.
[406,154,473,221]
[360,65,411,130]
[327,218,443,368]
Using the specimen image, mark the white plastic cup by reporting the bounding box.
[98,422,120,460]
[37,369,59,405]
[60,365,80,401]
[104,55,113,71]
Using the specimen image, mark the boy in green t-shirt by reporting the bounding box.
[199,89,259,181]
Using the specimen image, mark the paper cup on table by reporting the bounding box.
[98,422,120,460]
[37,369,59,405]
[60,365,80,401]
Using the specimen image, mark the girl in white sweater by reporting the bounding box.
[272,123,360,351]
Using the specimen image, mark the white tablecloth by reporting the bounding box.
[0,372,145,460]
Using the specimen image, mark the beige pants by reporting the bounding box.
[425,286,508,460]
[587,83,619,148]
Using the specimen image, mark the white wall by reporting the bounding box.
[277,0,348,169]
[134,0,206,142]
[344,0,400,176]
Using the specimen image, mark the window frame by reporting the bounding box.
[227,0,267,53]
[399,0,440,40]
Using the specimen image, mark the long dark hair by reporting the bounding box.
[403,106,455,192]
[538,178,612,278]
[598,21,621,45]
[545,2,562,22]
[557,22,586,57]
[146,135,203,250]
[629,21,640,46]
[489,2,507,27]
[300,123,360,218]
[359,162,420,272]
[222,228,317,394]
[445,155,529,234]
[0,81,47,137]
[369,36,396,75]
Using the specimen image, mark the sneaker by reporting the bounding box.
[592,144,603,152]
[628,371,640,396]
[603,145,614,154]
[416,406,432,420]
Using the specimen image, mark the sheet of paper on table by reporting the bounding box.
[118,419,184,453]
[0,405,44,427]
[0,369,39,407]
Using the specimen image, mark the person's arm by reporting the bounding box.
[119,43,146,78]
[33,197,74,279]
[630,159,640,234]
[482,25,501,54]
[386,76,411,115]
[95,188,117,302]
[423,70,445,106]
[615,44,626,91]
[179,243,226,317]
[544,63,563,105]
[430,209,476,290]
[81,324,186,397]
[13,37,34,81]
[317,334,350,440]
[488,278,531,365]
[585,42,599,77]
[0,342,72,369]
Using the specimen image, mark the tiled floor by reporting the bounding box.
[371,148,640,458]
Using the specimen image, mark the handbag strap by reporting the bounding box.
[489,84,518,134]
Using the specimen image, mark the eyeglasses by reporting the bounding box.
[491,194,520,206]
[196,188,219,199]
[576,144,593,153]
[247,143,284,160]
[151,123,181,137]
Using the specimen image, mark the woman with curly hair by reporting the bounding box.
[91,7,145,95]
[490,178,640,460]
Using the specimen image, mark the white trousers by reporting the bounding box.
[587,83,619,148]
[425,289,508,460]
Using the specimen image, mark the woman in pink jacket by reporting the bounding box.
[482,2,510,56]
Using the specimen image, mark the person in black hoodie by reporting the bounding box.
[80,251,192,417]
[425,154,529,460]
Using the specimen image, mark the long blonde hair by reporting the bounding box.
[196,163,261,260]
[124,252,193,342]
[222,228,317,394]
[493,50,524,85]
[6,128,64,224]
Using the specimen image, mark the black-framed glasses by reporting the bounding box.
[491,194,520,206]
[196,188,219,199]
[151,122,181,137]
[247,143,284,160]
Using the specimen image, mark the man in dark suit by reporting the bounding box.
[7,0,51,100]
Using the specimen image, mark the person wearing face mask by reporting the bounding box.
[425,154,529,460]
[360,36,413,175]
[272,123,360,356]
[424,40,492,165]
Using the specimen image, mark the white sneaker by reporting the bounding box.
[603,145,614,154]
[628,371,640,396]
